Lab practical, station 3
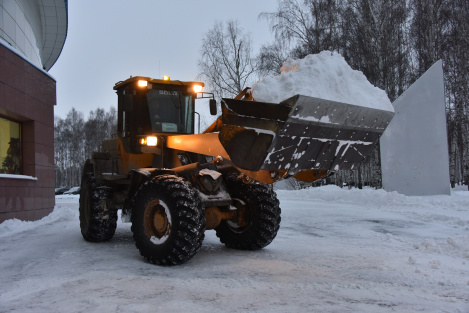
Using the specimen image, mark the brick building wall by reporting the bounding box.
[0,43,56,222]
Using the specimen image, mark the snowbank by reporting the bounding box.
[252,51,394,112]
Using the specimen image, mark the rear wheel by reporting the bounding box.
[79,163,117,242]
[131,175,205,266]
[216,175,281,250]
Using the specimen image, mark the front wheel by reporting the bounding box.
[131,175,205,266]
[216,175,281,250]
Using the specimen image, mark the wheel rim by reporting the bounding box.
[227,198,250,233]
[144,199,172,244]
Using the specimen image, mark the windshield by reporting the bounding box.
[147,89,194,134]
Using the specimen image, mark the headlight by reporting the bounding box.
[146,136,158,146]
[163,76,170,81]
[138,80,148,87]
[139,136,158,146]
[193,84,203,93]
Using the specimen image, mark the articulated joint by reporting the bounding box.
[204,206,246,230]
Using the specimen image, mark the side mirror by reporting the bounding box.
[209,99,217,115]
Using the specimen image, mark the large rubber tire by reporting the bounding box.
[79,164,117,242]
[131,175,205,266]
[216,175,281,250]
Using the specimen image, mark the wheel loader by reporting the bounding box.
[79,75,394,266]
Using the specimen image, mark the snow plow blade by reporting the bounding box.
[219,95,394,175]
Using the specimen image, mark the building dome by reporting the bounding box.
[0,0,68,71]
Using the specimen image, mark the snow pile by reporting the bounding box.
[252,51,394,112]
[0,204,77,239]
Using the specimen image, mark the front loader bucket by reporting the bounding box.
[219,95,394,175]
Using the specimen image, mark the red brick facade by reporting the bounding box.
[0,44,56,222]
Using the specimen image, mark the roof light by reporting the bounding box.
[163,76,170,81]
[138,80,148,87]
[193,84,203,93]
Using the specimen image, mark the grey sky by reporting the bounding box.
[50,1,277,118]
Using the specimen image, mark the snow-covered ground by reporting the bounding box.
[1,186,468,313]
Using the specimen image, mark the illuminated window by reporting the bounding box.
[0,117,22,174]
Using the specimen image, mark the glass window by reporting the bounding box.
[0,117,22,174]
[147,89,194,134]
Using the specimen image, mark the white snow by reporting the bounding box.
[0,174,38,180]
[0,37,56,81]
[199,169,222,180]
[252,51,394,112]
[1,187,468,312]
[149,200,171,244]
[242,126,277,137]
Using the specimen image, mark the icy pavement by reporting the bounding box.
[1,186,468,312]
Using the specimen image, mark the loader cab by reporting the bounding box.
[114,76,204,153]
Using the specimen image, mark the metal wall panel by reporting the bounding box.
[380,60,450,196]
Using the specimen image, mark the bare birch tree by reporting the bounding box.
[198,20,258,100]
